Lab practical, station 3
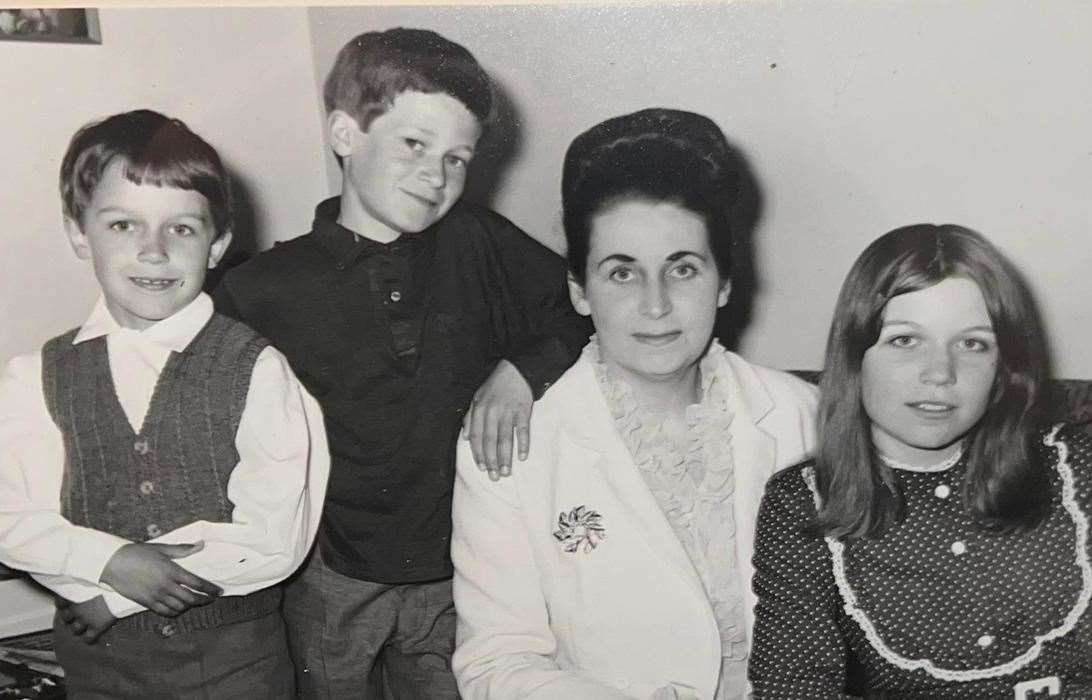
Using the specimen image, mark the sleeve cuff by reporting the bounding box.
[67,529,130,585]
[507,337,573,400]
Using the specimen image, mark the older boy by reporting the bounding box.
[214,28,590,698]
[0,110,329,698]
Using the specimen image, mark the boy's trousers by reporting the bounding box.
[283,546,460,699]
[54,606,294,699]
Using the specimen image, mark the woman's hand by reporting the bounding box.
[462,359,533,480]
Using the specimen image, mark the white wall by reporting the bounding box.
[0,7,328,365]
[0,6,328,636]
[308,0,1092,378]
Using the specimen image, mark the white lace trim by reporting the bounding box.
[803,424,1092,682]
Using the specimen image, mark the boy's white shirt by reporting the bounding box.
[0,293,330,618]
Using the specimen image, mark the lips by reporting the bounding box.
[907,401,956,416]
[632,331,682,347]
[129,276,178,291]
[402,190,440,207]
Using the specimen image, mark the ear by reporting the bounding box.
[207,230,233,270]
[717,278,732,308]
[328,110,361,158]
[567,272,592,317]
[63,216,92,260]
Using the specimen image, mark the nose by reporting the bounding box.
[418,154,446,189]
[920,345,956,385]
[638,277,672,319]
[137,230,168,264]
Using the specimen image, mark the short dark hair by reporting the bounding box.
[561,108,741,286]
[59,109,233,238]
[324,28,493,132]
[814,224,1052,539]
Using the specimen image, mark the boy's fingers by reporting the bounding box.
[155,541,205,559]
[516,416,530,462]
[481,408,500,472]
[495,414,514,476]
[174,568,222,598]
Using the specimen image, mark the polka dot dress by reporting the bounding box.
[749,425,1092,699]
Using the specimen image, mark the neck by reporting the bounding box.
[614,363,702,421]
[337,190,401,244]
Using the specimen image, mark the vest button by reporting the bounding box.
[159,623,176,638]
[146,523,163,538]
[133,438,150,455]
[139,480,155,495]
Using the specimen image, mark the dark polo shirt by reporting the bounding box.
[214,198,591,583]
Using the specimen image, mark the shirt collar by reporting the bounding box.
[312,197,429,269]
[72,292,215,353]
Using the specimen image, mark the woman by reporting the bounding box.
[749,225,1092,698]
[451,108,819,699]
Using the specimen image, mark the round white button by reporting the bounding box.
[389,290,402,302]
[147,523,163,538]
[934,484,951,499]
[951,541,967,555]
[977,634,994,648]
[139,480,155,495]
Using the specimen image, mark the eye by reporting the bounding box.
[957,337,993,353]
[444,154,468,170]
[668,262,698,279]
[168,223,196,237]
[403,138,426,153]
[109,220,136,233]
[887,334,918,349]
[608,266,635,283]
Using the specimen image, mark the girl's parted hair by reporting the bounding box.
[814,224,1052,539]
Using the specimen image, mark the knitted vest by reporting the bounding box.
[42,313,281,633]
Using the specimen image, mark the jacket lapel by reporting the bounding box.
[556,360,709,599]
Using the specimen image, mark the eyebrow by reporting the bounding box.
[881,319,995,333]
[94,206,208,222]
[595,250,707,270]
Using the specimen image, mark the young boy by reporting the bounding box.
[214,28,591,698]
[0,110,329,698]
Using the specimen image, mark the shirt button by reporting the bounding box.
[389,290,402,303]
[159,623,176,638]
[335,263,346,272]
[934,484,951,499]
[133,438,150,455]
[951,541,967,555]
[977,634,994,648]
[146,523,163,538]
[139,480,155,495]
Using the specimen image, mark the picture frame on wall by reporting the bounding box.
[0,8,100,44]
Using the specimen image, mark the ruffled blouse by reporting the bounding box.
[587,336,748,696]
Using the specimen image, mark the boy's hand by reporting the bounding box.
[57,596,115,644]
[100,542,222,617]
[462,359,533,480]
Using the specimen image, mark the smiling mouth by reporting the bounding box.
[633,331,682,346]
[130,277,178,291]
[907,401,956,415]
[403,190,439,207]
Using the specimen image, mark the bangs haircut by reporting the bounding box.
[814,224,1052,540]
[323,28,493,133]
[60,109,233,238]
[562,108,740,285]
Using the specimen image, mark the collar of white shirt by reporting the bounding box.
[72,292,215,353]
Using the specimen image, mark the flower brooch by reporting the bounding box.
[553,505,606,554]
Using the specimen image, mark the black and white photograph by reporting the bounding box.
[1,2,1090,698]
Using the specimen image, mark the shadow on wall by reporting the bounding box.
[462,74,523,211]
[713,138,763,352]
[204,163,259,294]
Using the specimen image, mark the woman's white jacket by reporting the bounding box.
[451,348,818,700]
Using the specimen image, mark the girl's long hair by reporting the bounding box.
[814,224,1052,539]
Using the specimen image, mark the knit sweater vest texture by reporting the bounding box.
[41,313,280,633]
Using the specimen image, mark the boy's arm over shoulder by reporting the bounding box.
[462,204,593,397]
[141,344,329,592]
[0,351,131,587]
